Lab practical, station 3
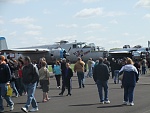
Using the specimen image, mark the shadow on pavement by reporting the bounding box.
[69,103,100,107]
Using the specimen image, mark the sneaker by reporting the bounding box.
[82,84,85,88]
[100,101,104,104]
[21,107,28,113]
[10,104,14,111]
[59,93,63,95]
[16,94,19,98]
[29,107,39,112]
[129,102,134,106]
[104,100,110,104]
[123,101,128,105]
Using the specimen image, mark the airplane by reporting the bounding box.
[132,47,150,60]
[108,43,150,61]
[0,37,69,64]
[108,45,138,59]
[0,37,108,64]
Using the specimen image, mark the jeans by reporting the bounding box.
[11,81,19,96]
[87,67,93,78]
[77,72,85,88]
[24,82,38,110]
[114,70,119,83]
[61,78,72,94]
[96,80,109,102]
[0,83,14,110]
[142,66,146,74]
[18,78,26,96]
[124,86,135,103]
[55,75,61,87]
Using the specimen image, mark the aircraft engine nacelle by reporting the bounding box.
[48,48,69,61]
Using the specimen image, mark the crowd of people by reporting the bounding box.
[0,54,150,112]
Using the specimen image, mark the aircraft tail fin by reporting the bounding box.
[0,37,8,50]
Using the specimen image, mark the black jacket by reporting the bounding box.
[22,64,39,84]
[93,63,110,82]
[0,64,11,83]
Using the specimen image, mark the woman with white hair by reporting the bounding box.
[119,58,139,106]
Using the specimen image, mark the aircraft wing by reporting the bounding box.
[0,48,50,53]
[109,51,130,54]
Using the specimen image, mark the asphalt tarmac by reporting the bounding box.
[2,71,150,113]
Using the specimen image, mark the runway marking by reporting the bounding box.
[142,110,150,113]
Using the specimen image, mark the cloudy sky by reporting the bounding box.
[0,0,150,50]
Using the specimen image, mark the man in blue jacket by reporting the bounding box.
[93,57,110,104]
[0,55,14,112]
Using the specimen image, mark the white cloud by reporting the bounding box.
[82,0,101,3]
[74,8,103,18]
[104,11,127,17]
[9,31,17,36]
[84,30,93,34]
[25,24,42,30]
[56,24,78,28]
[0,19,4,24]
[122,32,130,36]
[11,17,35,24]
[56,35,77,41]
[135,0,150,8]
[24,31,41,35]
[43,9,51,14]
[109,19,118,24]
[0,0,31,4]
[83,23,107,31]
[0,29,7,34]
[143,14,150,19]
[63,0,76,5]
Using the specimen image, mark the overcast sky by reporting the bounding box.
[0,0,150,50]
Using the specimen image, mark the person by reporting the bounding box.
[74,57,85,88]
[134,59,140,77]
[60,58,67,88]
[119,58,139,106]
[53,61,62,89]
[59,63,73,96]
[18,59,26,96]
[6,58,19,97]
[141,58,147,75]
[93,57,110,104]
[113,59,122,84]
[0,55,14,112]
[103,58,110,72]
[39,61,51,102]
[110,58,116,78]
[21,56,39,112]
[87,58,93,78]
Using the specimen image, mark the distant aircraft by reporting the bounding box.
[109,46,138,59]
[0,38,108,64]
[132,47,150,60]
[0,38,69,64]
[109,44,150,61]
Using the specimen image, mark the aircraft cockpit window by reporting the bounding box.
[73,44,77,48]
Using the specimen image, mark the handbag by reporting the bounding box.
[119,73,124,81]
[7,84,13,96]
